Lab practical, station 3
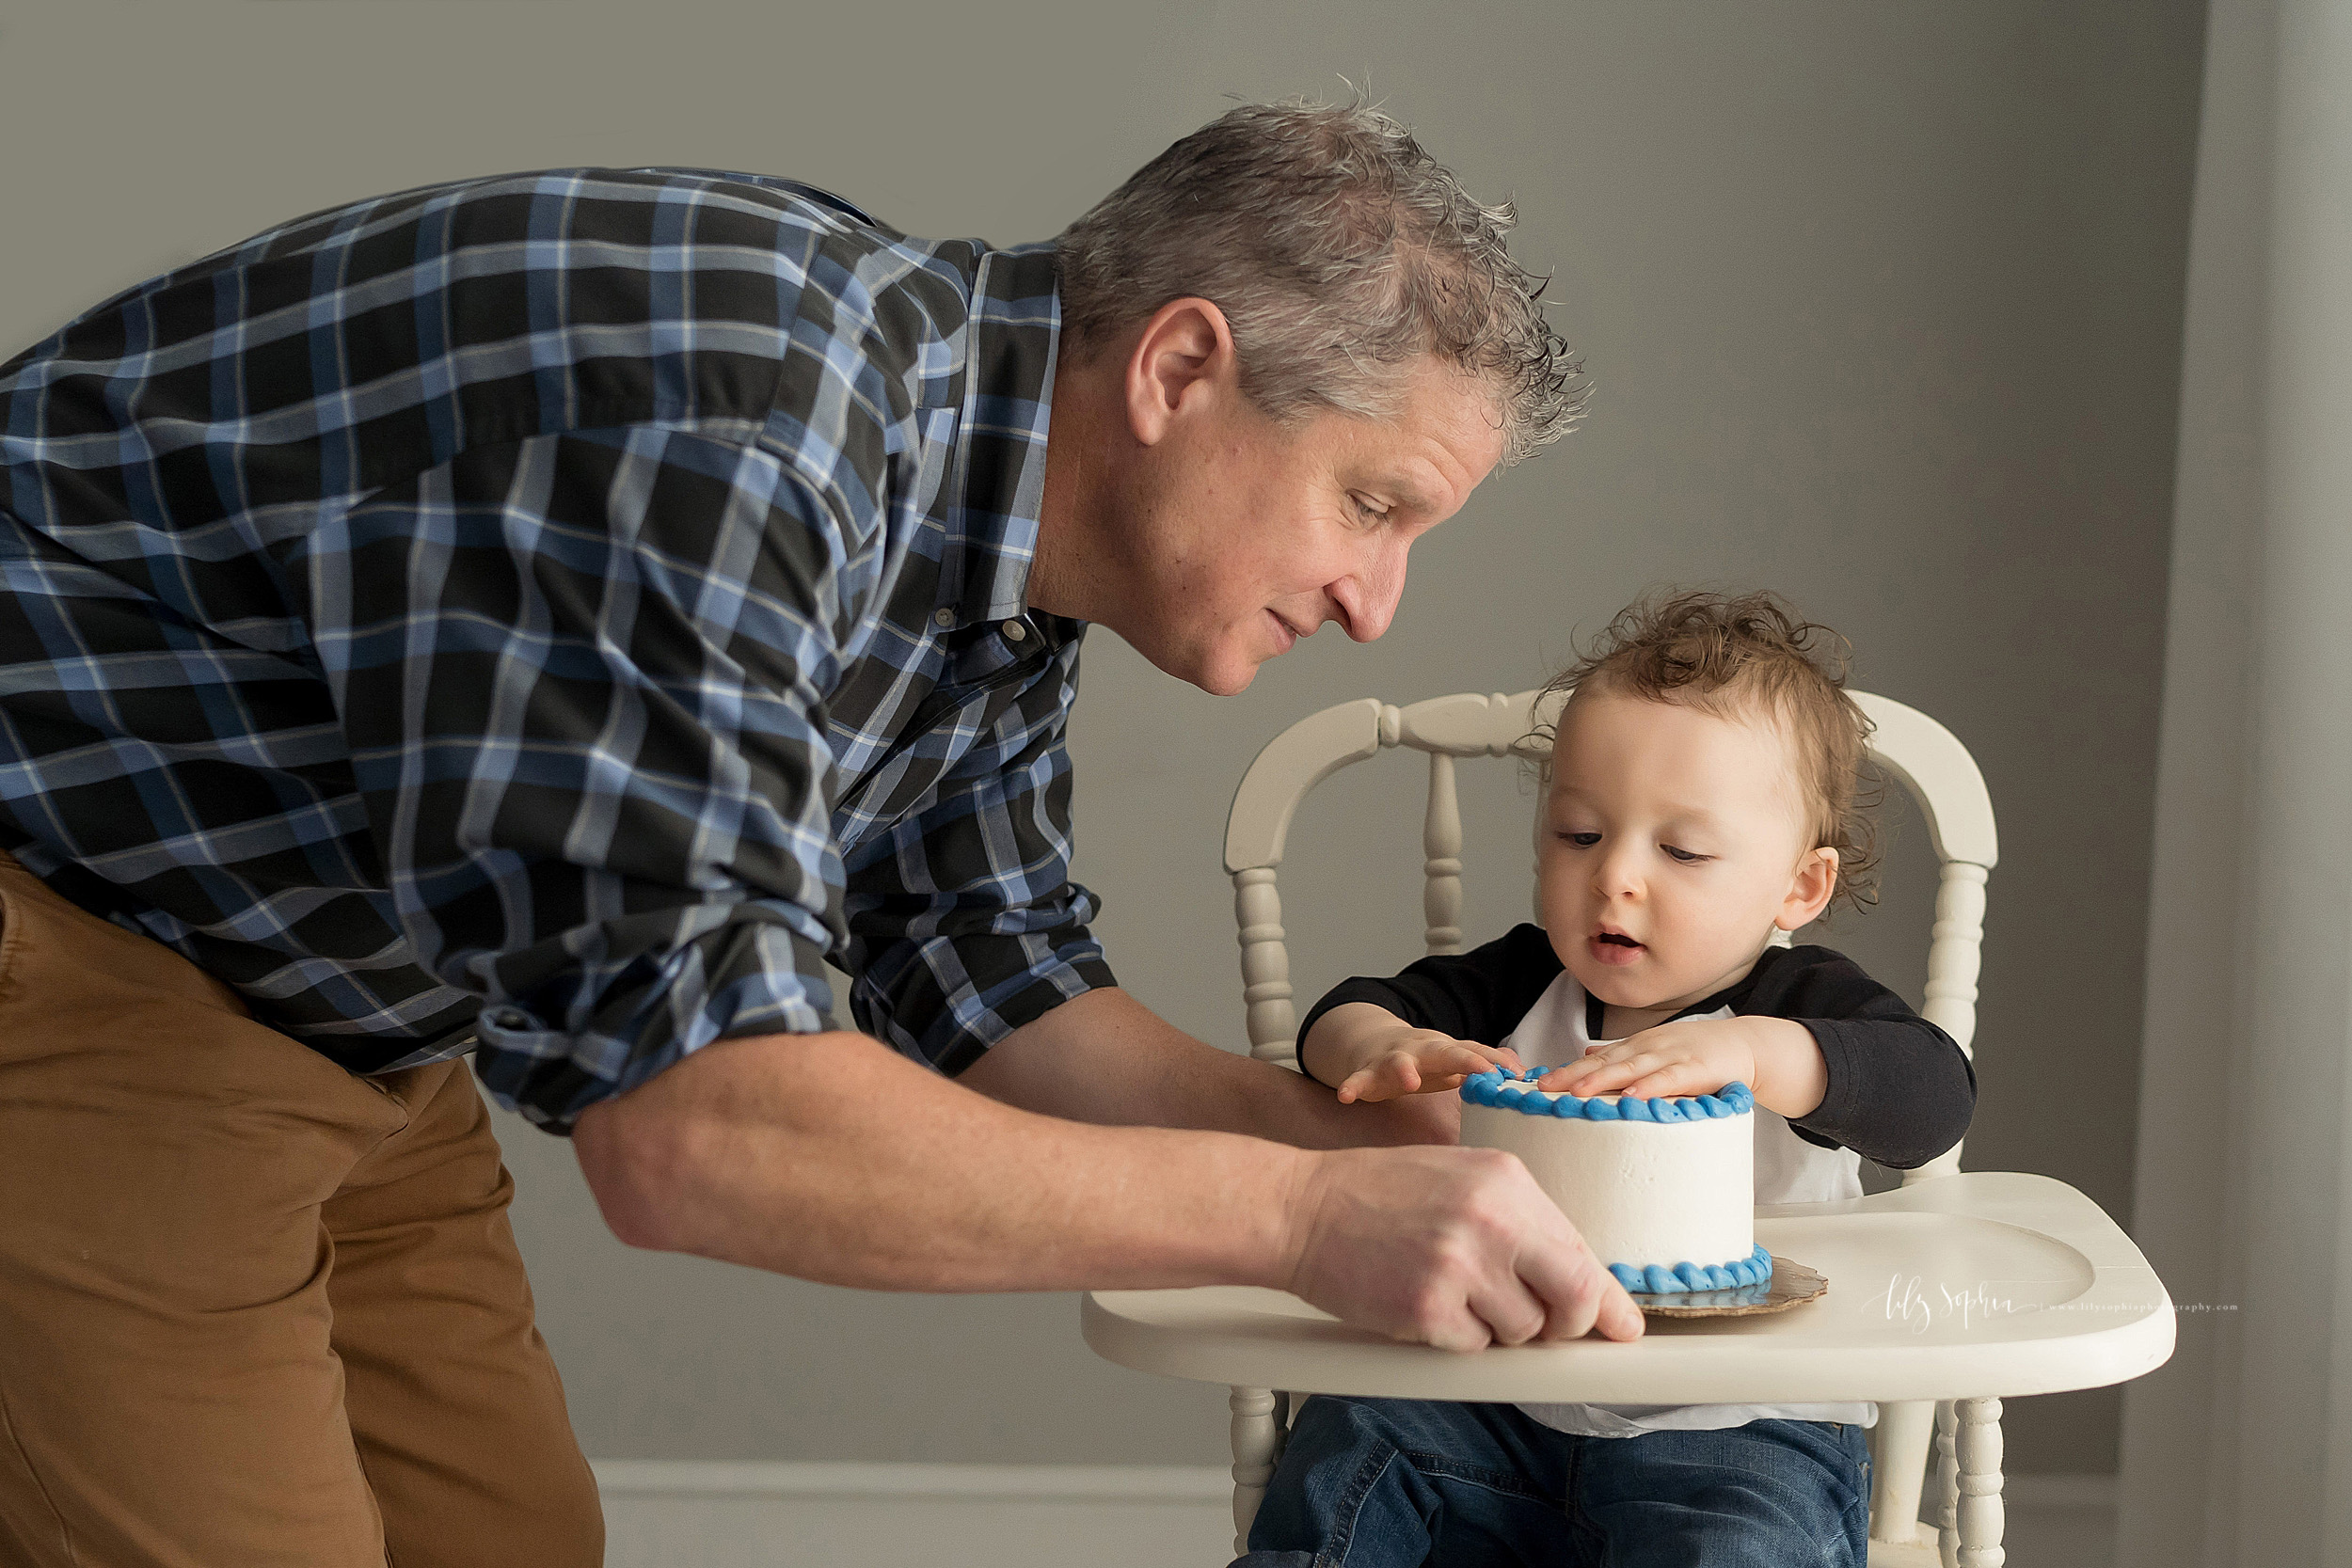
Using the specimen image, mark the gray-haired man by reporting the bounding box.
[0,102,1640,1564]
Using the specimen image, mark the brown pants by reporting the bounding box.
[0,852,603,1567]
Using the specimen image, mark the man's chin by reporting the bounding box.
[1129,637,1262,695]
[1191,660,1261,697]
[1115,624,1267,696]
[1171,662,1251,700]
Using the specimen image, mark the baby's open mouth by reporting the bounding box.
[1597,932,1641,948]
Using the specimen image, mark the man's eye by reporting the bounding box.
[1350,494,1390,524]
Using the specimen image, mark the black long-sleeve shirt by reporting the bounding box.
[1300,925,1976,1170]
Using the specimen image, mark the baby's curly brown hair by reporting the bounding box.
[1534,588,1883,919]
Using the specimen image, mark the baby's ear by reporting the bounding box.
[1778,847,1839,930]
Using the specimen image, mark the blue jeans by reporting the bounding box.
[1232,1395,1872,1568]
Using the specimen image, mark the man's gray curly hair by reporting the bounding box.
[1054,98,1587,467]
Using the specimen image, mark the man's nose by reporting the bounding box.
[1330,540,1409,642]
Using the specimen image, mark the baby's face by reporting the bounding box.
[1538,689,1830,1017]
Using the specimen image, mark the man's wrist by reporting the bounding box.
[1265,1143,1326,1293]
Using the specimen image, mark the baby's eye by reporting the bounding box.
[1557,831,1601,847]
[1661,844,1708,863]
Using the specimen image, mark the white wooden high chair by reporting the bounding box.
[1081,688,2175,1567]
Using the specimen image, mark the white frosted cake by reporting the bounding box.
[1459,1067,1772,1294]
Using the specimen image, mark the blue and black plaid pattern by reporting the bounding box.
[0,167,1113,1131]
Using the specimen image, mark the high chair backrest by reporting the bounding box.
[1224,688,1996,1180]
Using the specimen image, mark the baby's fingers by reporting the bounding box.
[1540,1050,1656,1095]
[1338,1053,1422,1104]
[1614,1061,1718,1099]
[1534,1052,1613,1091]
[1431,1042,1514,1080]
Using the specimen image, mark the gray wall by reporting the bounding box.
[0,0,2203,1476]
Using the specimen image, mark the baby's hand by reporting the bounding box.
[1534,1017,1757,1101]
[1337,1024,1524,1104]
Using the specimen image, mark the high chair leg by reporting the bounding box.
[1868,1399,1938,1546]
[1230,1385,1281,1556]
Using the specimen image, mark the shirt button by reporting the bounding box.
[492,1007,531,1030]
[1002,620,1027,642]
[933,608,955,628]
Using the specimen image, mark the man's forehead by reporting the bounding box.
[1334,372,1505,505]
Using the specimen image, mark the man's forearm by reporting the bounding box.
[572,1006,1647,1349]
[573,1026,1311,1291]
[957,988,1457,1148]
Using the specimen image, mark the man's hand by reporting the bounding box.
[1298,1001,1522,1104]
[1284,1144,1646,1351]
[1534,1014,1827,1119]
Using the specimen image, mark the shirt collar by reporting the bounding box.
[937,240,1064,631]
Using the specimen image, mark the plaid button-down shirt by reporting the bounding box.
[0,167,1115,1132]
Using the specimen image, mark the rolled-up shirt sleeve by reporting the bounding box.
[310,424,864,1132]
[838,638,1117,1076]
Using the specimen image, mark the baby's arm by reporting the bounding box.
[1535,1016,1826,1118]
[1540,947,1976,1168]
[1301,1003,1524,1103]
[1294,925,1565,1102]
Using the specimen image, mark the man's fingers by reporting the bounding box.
[1418,1317,1492,1355]
[1463,1273,1550,1348]
[1518,1230,1646,1343]
[1595,1281,1647,1340]
[1284,1146,1648,1356]
[1430,1245,1641,1351]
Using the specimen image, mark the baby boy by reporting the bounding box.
[1237,589,1978,1568]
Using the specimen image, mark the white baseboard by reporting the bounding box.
[595,1461,2119,1568]
[594,1461,1238,1568]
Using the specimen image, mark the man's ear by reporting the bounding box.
[1776,847,1839,933]
[1123,296,1236,446]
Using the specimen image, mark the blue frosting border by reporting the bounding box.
[1608,1243,1774,1295]
[1459,1066,1755,1121]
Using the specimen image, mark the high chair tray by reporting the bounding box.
[1082,1171,2174,1405]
